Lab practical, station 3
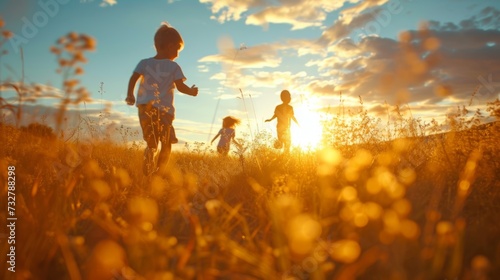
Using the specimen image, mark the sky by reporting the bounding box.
[0,0,499,150]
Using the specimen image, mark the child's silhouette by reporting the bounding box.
[211,116,241,156]
[125,23,198,175]
[265,90,299,152]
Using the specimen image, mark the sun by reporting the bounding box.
[291,105,324,150]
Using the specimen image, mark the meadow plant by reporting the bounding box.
[50,31,95,133]
[0,18,499,280]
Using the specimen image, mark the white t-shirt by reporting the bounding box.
[134,58,186,117]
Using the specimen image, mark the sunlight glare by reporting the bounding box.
[291,105,323,150]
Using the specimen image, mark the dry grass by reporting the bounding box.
[1,19,500,280]
[1,114,499,279]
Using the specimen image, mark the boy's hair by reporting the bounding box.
[154,23,184,51]
[222,116,241,128]
[280,90,291,104]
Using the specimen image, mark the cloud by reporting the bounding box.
[429,6,500,31]
[207,69,309,94]
[285,38,327,56]
[0,79,215,145]
[199,43,282,69]
[240,70,308,89]
[200,0,396,32]
[199,0,264,23]
[100,0,117,7]
[201,4,500,127]
[198,3,500,123]
[302,8,500,108]
[200,0,350,30]
[199,41,287,89]
[420,29,500,51]
[318,7,385,46]
[339,0,389,25]
[304,80,337,96]
[91,0,391,30]
[1,82,63,96]
[1,102,216,146]
[245,0,344,30]
[2,103,134,133]
[214,93,239,100]
[309,35,432,103]
[198,65,210,73]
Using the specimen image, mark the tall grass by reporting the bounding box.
[1,103,498,279]
[1,19,499,280]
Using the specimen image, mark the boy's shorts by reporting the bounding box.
[138,104,174,149]
[277,127,291,147]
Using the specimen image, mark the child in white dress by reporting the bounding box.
[211,116,241,156]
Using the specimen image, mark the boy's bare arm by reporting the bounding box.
[125,72,141,105]
[175,79,198,96]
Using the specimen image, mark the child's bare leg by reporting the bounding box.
[282,129,291,153]
[139,106,160,175]
[145,132,159,150]
[157,141,171,170]
[170,126,178,143]
[157,119,173,174]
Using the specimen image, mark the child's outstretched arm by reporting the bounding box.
[265,114,276,122]
[232,137,242,149]
[291,107,299,126]
[175,79,198,96]
[211,132,221,144]
[125,72,141,106]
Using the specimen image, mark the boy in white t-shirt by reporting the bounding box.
[125,23,198,175]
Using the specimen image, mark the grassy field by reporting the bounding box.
[0,110,499,279]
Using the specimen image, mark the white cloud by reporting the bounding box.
[200,0,349,30]
[339,0,389,25]
[199,43,283,69]
[245,0,343,30]
[200,0,395,31]
[100,0,117,7]
[199,0,263,23]
[198,65,210,73]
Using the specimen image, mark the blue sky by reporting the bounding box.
[1,0,499,148]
